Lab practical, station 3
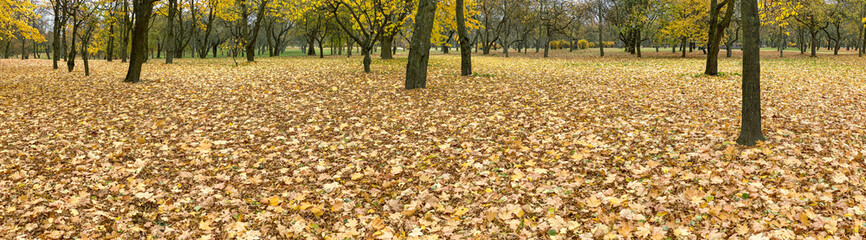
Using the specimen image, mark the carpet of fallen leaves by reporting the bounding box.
[1,51,865,240]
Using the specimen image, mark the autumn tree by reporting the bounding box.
[539,0,577,58]
[660,0,708,57]
[124,0,158,83]
[737,0,764,146]
[1,0,44,59]
[49,0,70,68]
[760,0,800,57]
[704,0,735,75]
[456,0,472,75]
[166,0,176,63]
[478,0,507,54]
[405,0,437,89]
[324,0,391,72]
[378,0,413,59]
[794,0,829,57]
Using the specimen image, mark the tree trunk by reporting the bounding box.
[456,0,472,76]
[107,23,115,61]
[347,40,353,57]
[681,38,687,57]
[245,0,268,62]
[125,0,156,83]
[810,31,817,57]
[634,30,642,57]
[380,34,394,59]
[52,5,63,69]
[166,0,176,64]
[736,0,764,146]
[20,39,26,60]
[82,39,90,76]
[307,39,316,55]
[67,17,78,72]
[405,0,436,90]
[362,47,371,72]
[705,0,735,75]
[318,39,324,58]
[779,26,784,57]
[3,40,10,58]
[543,27,550,58]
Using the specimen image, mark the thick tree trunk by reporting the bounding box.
[166,0,176,64]
[380,34,394,59]
[245,0,267,62]
[67,18,78,72]
[681,38,687,57]
[705,0,735,75]
[307,39,316,55]
[52,5,63,69]
[456,0,471,76]
[3,41,9,58]
[405,0,436,90]
[362,47,371,73]
[318,39,324,58]
[779,26,784,57]
[347,40,353,57]
[125,0,156,83]
[736,0,764,146]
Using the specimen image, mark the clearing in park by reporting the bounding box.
[1,50,864,238]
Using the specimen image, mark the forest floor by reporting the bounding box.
[1,50,865,239]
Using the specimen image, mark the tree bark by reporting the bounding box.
[124,0,156,83]
[405,0,436,90]
[245,0,268,62]
[736,0,765,146]
[810,30,817,57]
[598,0,604,57]
[456,0,472,76]
[705,0,735,75]
[380,34,394,59]
[121,0,130,63]
[52,2,65,69]
[166,0,176,64]
[67,13,78,72]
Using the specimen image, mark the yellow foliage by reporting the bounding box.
[0,0,44,42]
[577,39,589,49]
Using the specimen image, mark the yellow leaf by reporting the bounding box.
[268,196,282,206]
[310,206,324,217]
[455,207,470,216]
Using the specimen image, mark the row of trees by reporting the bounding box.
[3,0,865,76]
[2,0,843,145]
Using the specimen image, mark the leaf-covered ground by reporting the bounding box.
[1,51,865,240]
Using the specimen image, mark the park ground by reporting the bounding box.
[1,49,865,239]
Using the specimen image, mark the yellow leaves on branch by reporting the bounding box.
[0,0,45,42]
